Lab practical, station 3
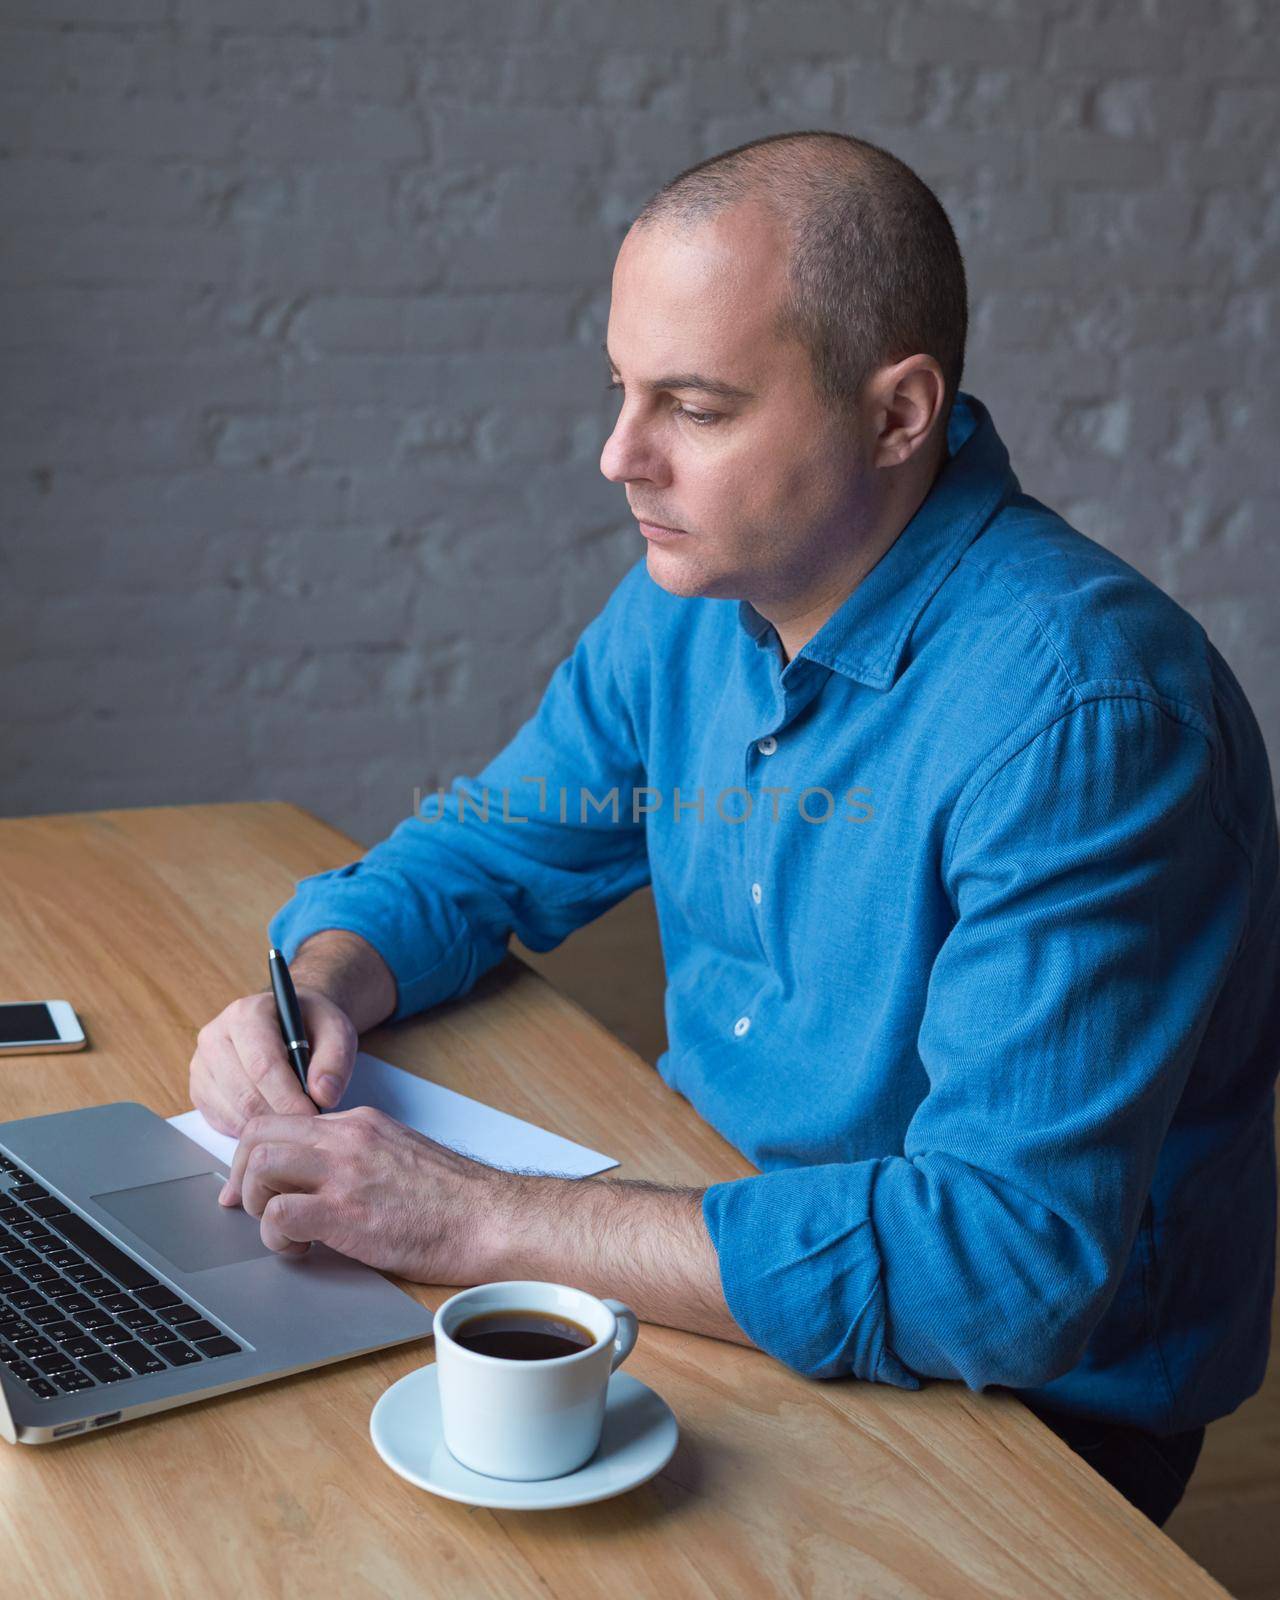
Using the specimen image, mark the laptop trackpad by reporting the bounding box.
[91,1172,277,1273]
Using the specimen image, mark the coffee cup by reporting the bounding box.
[433,1279,639,1480]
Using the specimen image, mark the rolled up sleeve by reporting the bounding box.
[269,560,652,1023]
[702,694,1252,1388]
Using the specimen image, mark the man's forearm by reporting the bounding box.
[290,929,397,1034]
[288,933,754,1349]
[483,1173,758,1350]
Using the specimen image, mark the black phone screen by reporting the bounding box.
[0,1003,59,1044]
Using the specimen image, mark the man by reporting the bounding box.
[190,131,1280,1527]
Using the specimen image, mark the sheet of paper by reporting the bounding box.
[168,1049,618,1179]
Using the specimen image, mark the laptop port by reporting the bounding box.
[52,1421,86,1437]
[93,1412,121,1428]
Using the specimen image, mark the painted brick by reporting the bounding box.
[0,0,1273,847]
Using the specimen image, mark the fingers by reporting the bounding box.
[229,996,318,1118]
[192,993,318,1136]
[191,1026,268,1139]
[232,1139,329,1225]
[260,1192,325,1256]
[220,1113,324,1207]
[300,993,357,1109]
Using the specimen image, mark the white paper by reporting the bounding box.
[168,1050,618,1179]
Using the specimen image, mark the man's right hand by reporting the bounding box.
[189,987,358,1138]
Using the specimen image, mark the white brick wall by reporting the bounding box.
[1,0,1276,845]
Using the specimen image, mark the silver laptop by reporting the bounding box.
[0,1101,434,1444]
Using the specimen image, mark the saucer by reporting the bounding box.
[369,1363,678,1510]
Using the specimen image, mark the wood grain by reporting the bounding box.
[0,803,1230,1598]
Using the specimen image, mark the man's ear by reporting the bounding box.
[869,356,946,469]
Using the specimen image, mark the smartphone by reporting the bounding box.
[0,1000,86,1054]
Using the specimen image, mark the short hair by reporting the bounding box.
[632,130,968,439]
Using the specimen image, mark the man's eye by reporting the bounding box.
[604,380,719,427]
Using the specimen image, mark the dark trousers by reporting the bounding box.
[1025,1403,1206,1527]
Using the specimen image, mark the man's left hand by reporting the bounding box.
[217,1105,519,1285]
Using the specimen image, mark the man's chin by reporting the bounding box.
[643,541,738,600]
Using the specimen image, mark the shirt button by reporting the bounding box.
[750,882,762,905]
[756,735,778,755]
[733,1016,751,1038]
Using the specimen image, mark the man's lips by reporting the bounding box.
[635,517,688,538]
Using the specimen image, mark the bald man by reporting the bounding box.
[191,131,1279,1528]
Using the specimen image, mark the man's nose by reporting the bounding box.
[600,415,667,487]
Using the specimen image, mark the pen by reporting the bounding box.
[268,945,318,1110]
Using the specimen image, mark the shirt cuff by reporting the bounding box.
[268,882,470,1026]
[702,1165,924,1388]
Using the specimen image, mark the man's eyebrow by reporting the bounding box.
[602,342,756,403]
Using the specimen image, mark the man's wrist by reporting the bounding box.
[478,1169,754,1349]
[476,1171,550,1281]
[287,928,397,1034]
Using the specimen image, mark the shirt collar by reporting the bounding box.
[736,390,1019,691]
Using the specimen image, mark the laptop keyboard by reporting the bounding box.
[0,1154,242,1403]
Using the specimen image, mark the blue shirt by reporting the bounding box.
[271,391,1280,1434]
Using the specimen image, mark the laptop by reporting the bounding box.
[0,1100,434,1445]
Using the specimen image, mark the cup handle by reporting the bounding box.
[602,1299,638,1372]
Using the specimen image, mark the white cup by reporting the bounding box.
[433,1280,640,1481]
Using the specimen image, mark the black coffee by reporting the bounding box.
[452,1308,596,1361]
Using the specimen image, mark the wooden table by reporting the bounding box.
[0,803,1228,1598]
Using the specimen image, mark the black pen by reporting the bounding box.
[269,946,318,1110]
